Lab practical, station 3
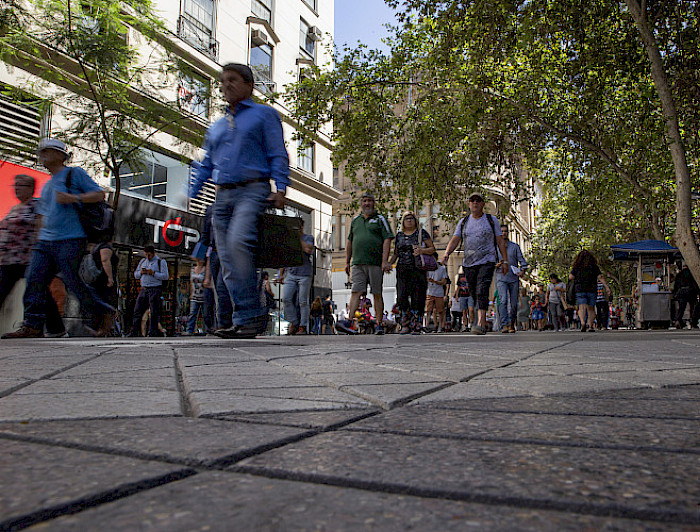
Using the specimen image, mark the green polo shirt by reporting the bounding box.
[348,212,394,266]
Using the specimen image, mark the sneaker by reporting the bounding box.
[2,326,43,339]
[471,325,486,336]
[287,324,299,336]
[375,326,384,335]
[45,330,68,338]
[335,319,358,335]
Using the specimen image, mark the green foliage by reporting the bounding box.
[0,0,197,205]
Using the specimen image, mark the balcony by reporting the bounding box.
[177,15,219,61]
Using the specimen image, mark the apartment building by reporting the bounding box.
[0,0,338,334]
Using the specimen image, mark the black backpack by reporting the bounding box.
[66,168,116,243]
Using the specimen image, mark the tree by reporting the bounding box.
[285,0,699,280]
[0,0,206,208]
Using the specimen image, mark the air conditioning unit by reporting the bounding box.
[308,26,322,41]
[251,29,268,46]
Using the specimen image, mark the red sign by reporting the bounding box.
[0,161,51,219]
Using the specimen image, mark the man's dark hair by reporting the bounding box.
[501,225,509,231]
[15,174,36,194]
[221,63,254,84]
[144,245,155,253]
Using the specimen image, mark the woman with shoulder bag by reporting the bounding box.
[88,240,119,336]
[570,249,611,332]
[389,212,435,334]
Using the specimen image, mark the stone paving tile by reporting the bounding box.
[585,369,700,388]
[310,369,447,386]
[412,381,528,402]
[418,393,700,419]
[181,372,317,392]
[237,431,700,518]
[26,470,692,532]
[588,385,700,401]
[0,355,96,380]
[0,390,181,421]
[343,408,700,450]
[10,374,178,394]
[0,439,188,528]
[339,382,451,408]
[0,417,310,466]
[216,408,378,429]
[469,374,640,396]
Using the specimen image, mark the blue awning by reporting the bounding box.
[610,240,681,262]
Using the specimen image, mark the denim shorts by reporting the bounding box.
[576,292,596,306]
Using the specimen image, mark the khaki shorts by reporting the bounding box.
[351,264,384,295]
[426,294,445,313]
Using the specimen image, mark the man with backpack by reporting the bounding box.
[442,192,508,335]
[129,245,169,337]
[2,139,113,339]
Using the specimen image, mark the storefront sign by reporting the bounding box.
[114,194,203,256]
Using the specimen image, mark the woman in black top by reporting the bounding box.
[90,241,119,335]
[389,212,435,334]
[569,249,610,332]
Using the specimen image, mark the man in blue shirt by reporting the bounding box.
[277,219,314,335]
[189,63,289,339]
[129,245,169,337]
[495,225,528,333]
[2,139,113,339]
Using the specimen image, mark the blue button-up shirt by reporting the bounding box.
[134,255,169,287]
[495,239,528,283]
[190,99,290,198]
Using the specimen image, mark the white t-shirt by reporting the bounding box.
[427,264,448,297]
[454,214,502,267]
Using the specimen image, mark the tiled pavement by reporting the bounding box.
[1,330,698,530]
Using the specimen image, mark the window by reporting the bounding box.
[178,0,218,59]
[251,0,272,24]
[178,71,210,118]
[339,214,346,250]
[299,18,315,61]
[297,141,314,173]
[332,167,339,189]
[250,43,274,93]
[303,0,317,11]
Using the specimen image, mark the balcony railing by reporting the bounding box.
[177,15,219,61]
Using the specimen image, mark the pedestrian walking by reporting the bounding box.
[189,63,289,339]
[202,203,232,331]
[494,225,528,333]
[336,193,394,335]
[321,294,335,334]
[426,255,448,332]
[130,245,169,337]
[530,295,546,330]
[517,288,531,331]
[279,219,314,335]
[0,174,66,337]
[569,249,611,332]
[388,211,434,335]
[595,279,612,330]
[185,258,211,334]
[310,296,323,335]
[672,262,699,329]
[85,240,119,336]
[454,268,473,331]
[442,192,508,335]
[2,139,113,339]
[545,274,566,331]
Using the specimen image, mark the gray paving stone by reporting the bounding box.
[0,390,181,421]
[0,355,94,380]
[311,369,447,386]
[339,382,452,408]
[0,417,309,466]
[469,374,637,396]
[181,372,316,392]
[412,381,528,402]
[26,471,691,531]
[344,407,700,450]
[237,431,700,518]
[217,408,378,429]
[0,439,188,527]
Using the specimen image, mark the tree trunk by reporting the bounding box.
[624,0,700,284]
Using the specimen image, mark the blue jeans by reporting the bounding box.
[282,273,312,327]
[311,316,322,334]
[187,299,205,333]
[213,182,270,326]
[497,279,519,328]
[24,239,111,330]
[209,250,232,329]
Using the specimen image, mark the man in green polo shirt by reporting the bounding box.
[337,193,394,335]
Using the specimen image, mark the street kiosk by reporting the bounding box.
[610,240,681,329]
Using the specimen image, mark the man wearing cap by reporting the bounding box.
[2,139,112,339]
[442,192,508,335]
[189,63,289,339]
[336,193,394,335]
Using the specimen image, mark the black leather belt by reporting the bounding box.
[217,177,270,190]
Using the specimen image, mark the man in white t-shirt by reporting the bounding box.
[442,192,508,335]
[425,256,448,332]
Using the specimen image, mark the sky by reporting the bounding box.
[334,0,398,53]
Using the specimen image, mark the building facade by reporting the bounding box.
[0,0,338,335]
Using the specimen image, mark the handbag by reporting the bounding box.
[414,228,438,271]
[566,279,576,306]
[79,253,101,284]
[66,169,116,243]
[256,212,304,269]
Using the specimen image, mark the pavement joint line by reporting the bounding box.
[229,465,700,526]
[0,468,197,532]
[173,347,195,418]
[427,405,700,421]
[0,348,116,399]
[338,426,700,455]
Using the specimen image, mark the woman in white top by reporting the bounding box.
[545,274,566,331]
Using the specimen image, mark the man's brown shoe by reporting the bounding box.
[295,326,308,335]
[2,326,43,339]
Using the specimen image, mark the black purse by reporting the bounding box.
[66,169,115,243]
[256,213,304,269]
